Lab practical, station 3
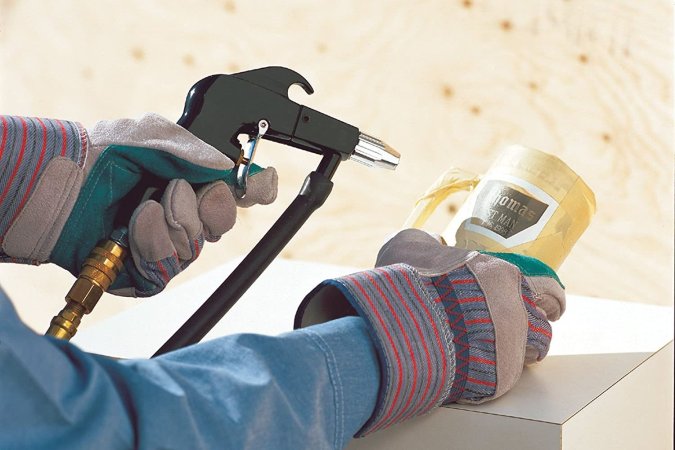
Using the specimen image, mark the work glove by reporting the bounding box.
[295,228,565,435]
[0,114,277,296]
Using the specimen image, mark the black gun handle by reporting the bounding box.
[153,152,341,356]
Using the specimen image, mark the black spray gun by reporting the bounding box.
[46,66,400,354]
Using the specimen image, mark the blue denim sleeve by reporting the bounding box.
[0,289,379,450]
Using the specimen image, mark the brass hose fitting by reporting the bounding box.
[46,230,128,340]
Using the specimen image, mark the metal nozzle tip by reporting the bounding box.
[351,132,400,170]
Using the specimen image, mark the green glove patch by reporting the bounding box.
[50,145,261,281]
[480,251,564,288]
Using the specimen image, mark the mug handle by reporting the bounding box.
[403,168,481,229]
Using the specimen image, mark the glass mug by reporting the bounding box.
[404,145,596,270]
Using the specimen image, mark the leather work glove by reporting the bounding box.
[295,228,565,436]
[0,114,277,296]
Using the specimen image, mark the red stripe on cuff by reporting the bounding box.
[56,120,68,157]
[456,296,485,304]
[522,294,538,309]
[528,322,552,338]
[397,267,449,414]
[378,268,434,422]
[0,116,8,161]
[469,356,496,365]
[364,270,418,429]
[347,275,404,432]
[8,118,48,226]
[467,376,497,387]
[156,260,171,283]
[451,278,475,284]
[465,318,492,325]
[0,117,28,207]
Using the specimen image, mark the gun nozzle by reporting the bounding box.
[351,132,400,170]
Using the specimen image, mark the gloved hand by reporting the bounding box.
[0,114,277,296]
[295,228,565,435]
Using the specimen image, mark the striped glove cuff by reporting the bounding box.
[297,261,503,436]
[0,116,88,263]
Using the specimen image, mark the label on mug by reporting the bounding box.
[457,174,559,248]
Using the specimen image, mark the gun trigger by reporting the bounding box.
[235,119,269,199]
[233,66,314,98]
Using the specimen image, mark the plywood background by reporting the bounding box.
[0,0,672,332]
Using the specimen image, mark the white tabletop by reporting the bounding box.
[74,257,674,431]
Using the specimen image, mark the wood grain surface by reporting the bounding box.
[0,0,672,331]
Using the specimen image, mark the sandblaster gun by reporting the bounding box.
[46,66,400,355]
